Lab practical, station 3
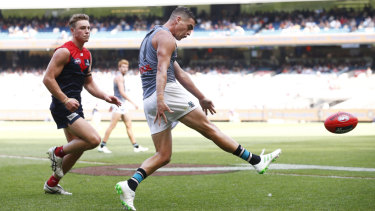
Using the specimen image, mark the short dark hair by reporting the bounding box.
[169,7,196,24]
[68,14,90,28]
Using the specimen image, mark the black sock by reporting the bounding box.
[100,142,106,148]
[127,179,138,191]
[133,143,139,148]
[249,154,261,165]
[233,145,261,165]
[127,168,147,191]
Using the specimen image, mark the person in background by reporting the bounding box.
[98,59,148,154]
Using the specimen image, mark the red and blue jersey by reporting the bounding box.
[50,41,91,114]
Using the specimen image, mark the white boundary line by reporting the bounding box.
[0,154,108,165]
[2,154,375,179]
[236,163,375,172]
[270,173,375,180]
[118,164,375,172]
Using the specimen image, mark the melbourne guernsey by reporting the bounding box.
[49,41,91,116]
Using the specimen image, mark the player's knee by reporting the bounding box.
[87,134,101,149]
[124,119,132,128]
[158,152,171,166]
[93,135,101,146]
[161,157,171,166]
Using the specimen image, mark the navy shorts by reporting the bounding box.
[51,110,85,129]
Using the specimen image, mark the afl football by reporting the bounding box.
[324,112,358,134]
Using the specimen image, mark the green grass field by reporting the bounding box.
[0,120,374,210]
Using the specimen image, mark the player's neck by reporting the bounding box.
[163,21,173,33]
[71,39,85,50]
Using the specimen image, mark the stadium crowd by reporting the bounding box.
[1,6,375,35]
[0,46,372,75]
[0,63,373,112]
[1,5,374,111]
[0,55,371,76]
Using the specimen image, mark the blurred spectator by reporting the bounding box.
[1,6,375,35]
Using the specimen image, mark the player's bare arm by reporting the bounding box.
[84,55,121,107]
[43,48,80,112]
[174,61,216,115]
[115,75,138,109]
[153,30,176,125]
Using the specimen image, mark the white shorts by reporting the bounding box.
[111,103,128,114]
[143,82,197,135]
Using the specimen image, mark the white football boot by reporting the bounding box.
[44,182,72,195]
[253,148,282,174]
[98,146,112,154]
[47,146,64,178]
[133,145,148,153]
[115,181,136,210]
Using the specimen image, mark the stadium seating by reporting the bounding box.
[1,6,375,121]
[1,7,375,39]
[0,70,373,113]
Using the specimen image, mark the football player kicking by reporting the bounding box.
[114,7,281,210]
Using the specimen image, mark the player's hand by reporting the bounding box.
[105,95,122,107]
[199,98,216,115]
[154,100,174,126]
[134,104,139,110]
[64,98,80,112]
